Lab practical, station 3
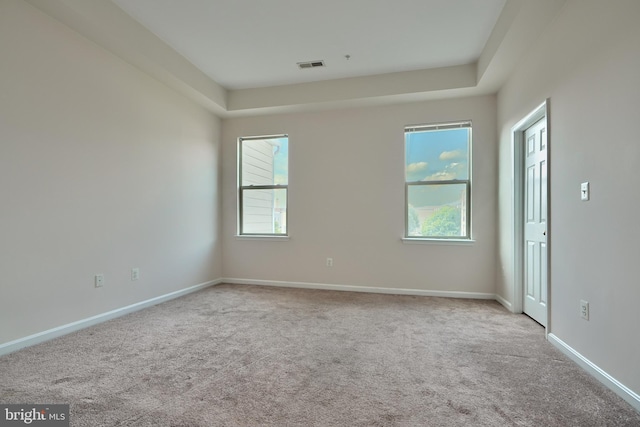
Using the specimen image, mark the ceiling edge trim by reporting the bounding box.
[228,64,478,113]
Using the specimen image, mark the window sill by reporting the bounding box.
[235,235,290,241]
[401,237,475,245]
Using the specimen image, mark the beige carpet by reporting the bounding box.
[1,284,639,426]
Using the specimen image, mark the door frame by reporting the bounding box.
[511,99,551,332]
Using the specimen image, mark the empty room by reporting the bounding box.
[1,0,639,425]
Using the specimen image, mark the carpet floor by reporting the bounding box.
[1,284,639,426]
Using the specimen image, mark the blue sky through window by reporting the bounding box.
[273,137,288,185]
[405,128,469,182]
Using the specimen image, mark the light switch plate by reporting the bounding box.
[581,182,590,201]
[95,274,104,288]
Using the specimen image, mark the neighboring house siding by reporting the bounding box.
[242,140,275,233]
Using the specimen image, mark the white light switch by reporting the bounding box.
[95,274,104,288]
[581,182,590,201]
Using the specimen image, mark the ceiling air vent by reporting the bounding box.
[297,60,325,69]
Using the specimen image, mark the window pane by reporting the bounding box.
[407,184,467,237]
[405,128,469,182]
[241,137,288,186]
[242,188,287,234]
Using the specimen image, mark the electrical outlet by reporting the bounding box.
[95,274,104,288]
[326,258,333,267]
[131,268,140,281]
[580,300,589,320]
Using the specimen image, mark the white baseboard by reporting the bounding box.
[548,333,640,412]
[222,278,496,300]
[495,294,513,311]
[0,279,223,357]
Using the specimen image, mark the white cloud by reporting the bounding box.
[406,162,428,173]
[423,171,457,181]
[439,150,464,161]
[423,161,466,181]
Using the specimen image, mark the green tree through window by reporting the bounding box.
[421,205,461,236]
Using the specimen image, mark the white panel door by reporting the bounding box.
[523,118,547,326]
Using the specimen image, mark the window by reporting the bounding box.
[405,122,471,239]
[238,135,288,236]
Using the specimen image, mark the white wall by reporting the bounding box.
[0,0,221,345]
[497,0,640,395]
[222,96,497,294]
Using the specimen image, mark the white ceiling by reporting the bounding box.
[26,0,566,116]
[110,0,506,90]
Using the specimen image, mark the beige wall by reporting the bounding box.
[497,0,640,394]
[0,0,221,344]
[2,0,637,406]
[222,96,497,294]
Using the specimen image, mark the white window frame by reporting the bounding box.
[404,121,472,240]
[238,134,288,236]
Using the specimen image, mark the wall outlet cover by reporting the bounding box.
[580,300,589,320]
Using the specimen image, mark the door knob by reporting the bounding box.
[543,231,546,236]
